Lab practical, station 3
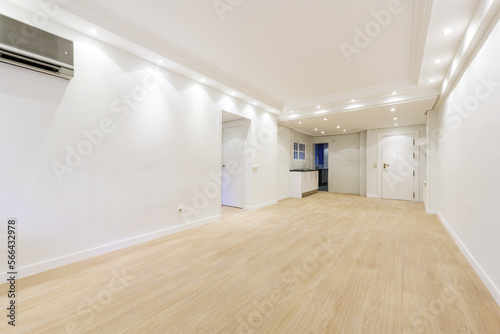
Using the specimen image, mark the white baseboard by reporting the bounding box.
[367,193,379,198]
[245,200,278,211]
[437,212,500,308]
[426,206,437,214]
[9,215,221,279]
[277,194,290,201]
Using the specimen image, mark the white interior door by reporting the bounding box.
[222,124,244,208]
[381,135,415,201]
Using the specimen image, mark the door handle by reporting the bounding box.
[383,163,390,169]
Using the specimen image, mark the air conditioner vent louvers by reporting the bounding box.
[0,49,61,74]
[0,14,74,80]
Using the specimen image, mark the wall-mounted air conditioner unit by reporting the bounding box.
[0,14,74,80]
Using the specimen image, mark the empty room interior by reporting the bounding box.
[2,0,500,332]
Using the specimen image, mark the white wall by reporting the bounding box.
[246,111,278,210]
[0,9,278,277]
[276,126,314,200]
[431,18,500,305]
[425,111,439,213]
[366,130,379,198]
[276,125,291,200]
[291,131,314,170]
[286,126,427,199]
[314,134,361,195]
[330,133,361,194]
[359,131,367,196]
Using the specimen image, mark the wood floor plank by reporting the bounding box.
[1,192,500,333]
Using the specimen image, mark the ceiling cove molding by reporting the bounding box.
[279,93,439,122]
[435,0,500,110]
[284,79,416,112]
[59,1,283,110]
[409,0,435,86]
[287,126,322,138]
[280,124,363,138]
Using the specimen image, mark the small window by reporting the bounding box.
[294,142,306,160]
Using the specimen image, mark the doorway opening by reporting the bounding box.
[221,111,249,210]
[314,143,329,192]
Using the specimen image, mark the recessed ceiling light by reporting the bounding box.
[89,29,98,35]
[391,108,396,112]
[343,129,347,132]
[442,29,452,35]
[434,59,441,64]
[299,121,302,124]
[393,117,398,120]
[351,99,356,103]
[289,110,293,113]
[392,91,397,95]
[337,126,341,129]
[315,128,318,131]
[395,123,399,126]
[201,78,206,83]
[323,117,328,121]
[321,131,325,134]
[429,78,435,83]
[317,105,321,109]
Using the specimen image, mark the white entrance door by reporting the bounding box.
[381,135,415,201]
[222,124,244,208]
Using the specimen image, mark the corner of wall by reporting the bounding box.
[245,200,278,211]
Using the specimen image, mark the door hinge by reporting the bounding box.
[413,139,416,145]
[413,170,415,177]
[413,192,416,199]
[413,152,416,159]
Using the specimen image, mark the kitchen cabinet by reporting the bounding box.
[289,170,318,198]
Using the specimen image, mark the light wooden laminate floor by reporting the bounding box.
[1,192,500,333]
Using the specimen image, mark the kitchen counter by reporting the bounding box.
[289,170,319,198]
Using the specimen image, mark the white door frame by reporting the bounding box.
[220,111,252,210]
[377,130,420,201]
